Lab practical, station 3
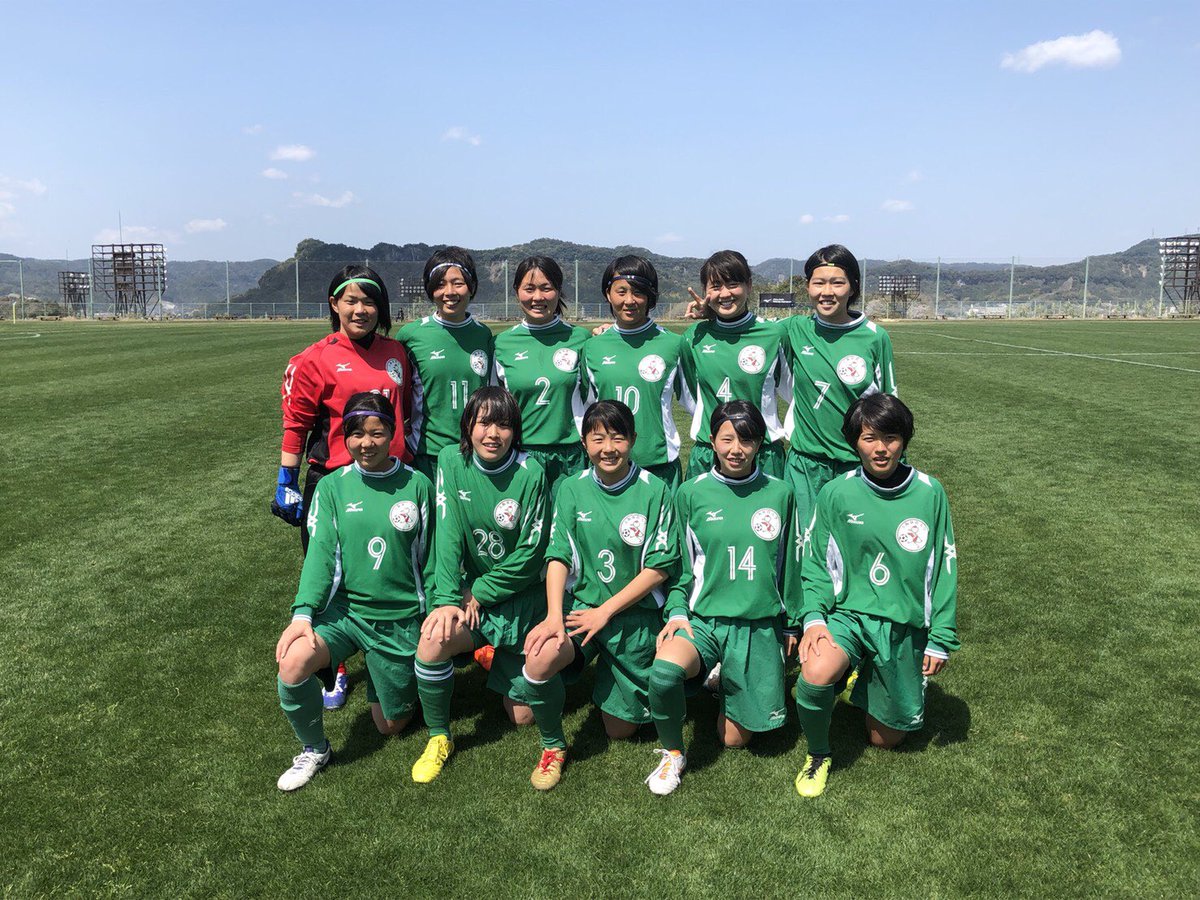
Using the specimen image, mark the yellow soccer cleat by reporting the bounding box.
[411,735,454,783]
[530,748,567,791]
[837,667,859,706]
[795,754,832,798]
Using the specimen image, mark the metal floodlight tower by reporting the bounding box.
[877,273,921,319]
[58,271,91,316]
[90,243,167,318]
[1159,235,1200,317]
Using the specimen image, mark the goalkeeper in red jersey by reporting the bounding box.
[273,265,414,708]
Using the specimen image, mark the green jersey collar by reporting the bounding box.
[472,449,518,475]
[813,311,865,331]
[709,465,761,486]
[858,464,916,496]
[353,457,402,478]
[714,310,754,329]
[591,462,640,493]
[519,316,563,332]
[434,312,476,329]
[614,319,656,336]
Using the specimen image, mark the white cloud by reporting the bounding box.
[904,169,924,183]
[243,124,264,135]
[1002,30,1121,73]
[654,232,684,244]
[799,214,815,225]
[262,167,288,180]
[441,126,482,147]
[824,214,850,223]
[881,199,914,213]
[0,175,47,195]
[185,218,227,234]
[0,200,16,218]
[293,190,356,208]
[271,144,315,161]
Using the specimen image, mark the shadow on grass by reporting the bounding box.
[823,681,971,770]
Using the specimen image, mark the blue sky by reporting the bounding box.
[2,0,1198,263]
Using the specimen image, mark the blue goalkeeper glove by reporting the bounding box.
[270,466,304,526]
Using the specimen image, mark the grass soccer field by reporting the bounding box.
[2,318,1198,897]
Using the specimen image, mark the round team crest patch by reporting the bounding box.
[619,513,648,546]
[552,348,578,372]
[836,354,867,385]
[469,349,488,376]
[494,498,521,530]
[638,354,666,383]
[385,358,405,386]
[737,345,766,374]
[896,518,929,552]
[751,508,782,540]
[389,500,419,532]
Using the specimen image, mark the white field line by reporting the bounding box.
[911,332,1200,374]
[0,332,42,340]
[900,350,1200,357]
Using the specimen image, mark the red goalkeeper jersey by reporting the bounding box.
[281,332,414,469]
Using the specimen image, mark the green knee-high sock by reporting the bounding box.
[649,659,689,752]
[794,675,837,756]
[521,666,567,750]
[278,675,326,748]
[414,657,455,738]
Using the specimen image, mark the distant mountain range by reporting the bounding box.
[0,237,1169,315]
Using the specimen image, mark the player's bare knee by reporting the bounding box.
[602,717,638,740]
[376,716,410,736]
[801,657,841,687]
[506,702,535,726]
[278,649,312,685]
[868,728,905,750]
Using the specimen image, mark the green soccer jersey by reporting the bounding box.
[494,317,591,447]
[783,312,898,463]
[293,459,435,622]
[398,313,495,459]
[680,311,791,444]
[582,320,690,467]
[799,467,958,657]
[546,464,680,612]
[432,445,550,610]
[665,467,800,622]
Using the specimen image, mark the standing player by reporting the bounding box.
[273,392,434,791]
[494,256,591,495]
[273,265,414,708]
[645,401,799,796]
[399,247,495,483]
[521,400,679,772]
[680,251,790,479]
[410,387,564,789]
[783,244,898,526]
[583,256,691,491]
[793,393,958,797]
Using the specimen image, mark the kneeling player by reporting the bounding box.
[793,393,958,797]
[273,392,434,791]
[646,401,799,796]
[523,401,680,772]
[411,387,561,788]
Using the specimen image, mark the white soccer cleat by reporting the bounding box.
[702,662,722,694]
[645,748,686,796]
[276,743,331,792]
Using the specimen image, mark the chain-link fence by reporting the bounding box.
[0,250,1187,322]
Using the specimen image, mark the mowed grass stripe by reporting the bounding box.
[1,319,1197,896]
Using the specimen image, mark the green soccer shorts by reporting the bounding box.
[524,443,589,497]
[643,458,683,494]
[563,601,661,725]
[824,609,929,732]
[785,451,856,528]
[679,614,789,732]
[685,439,786,482]
[313,607,420,720]
[468,591,545,700]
